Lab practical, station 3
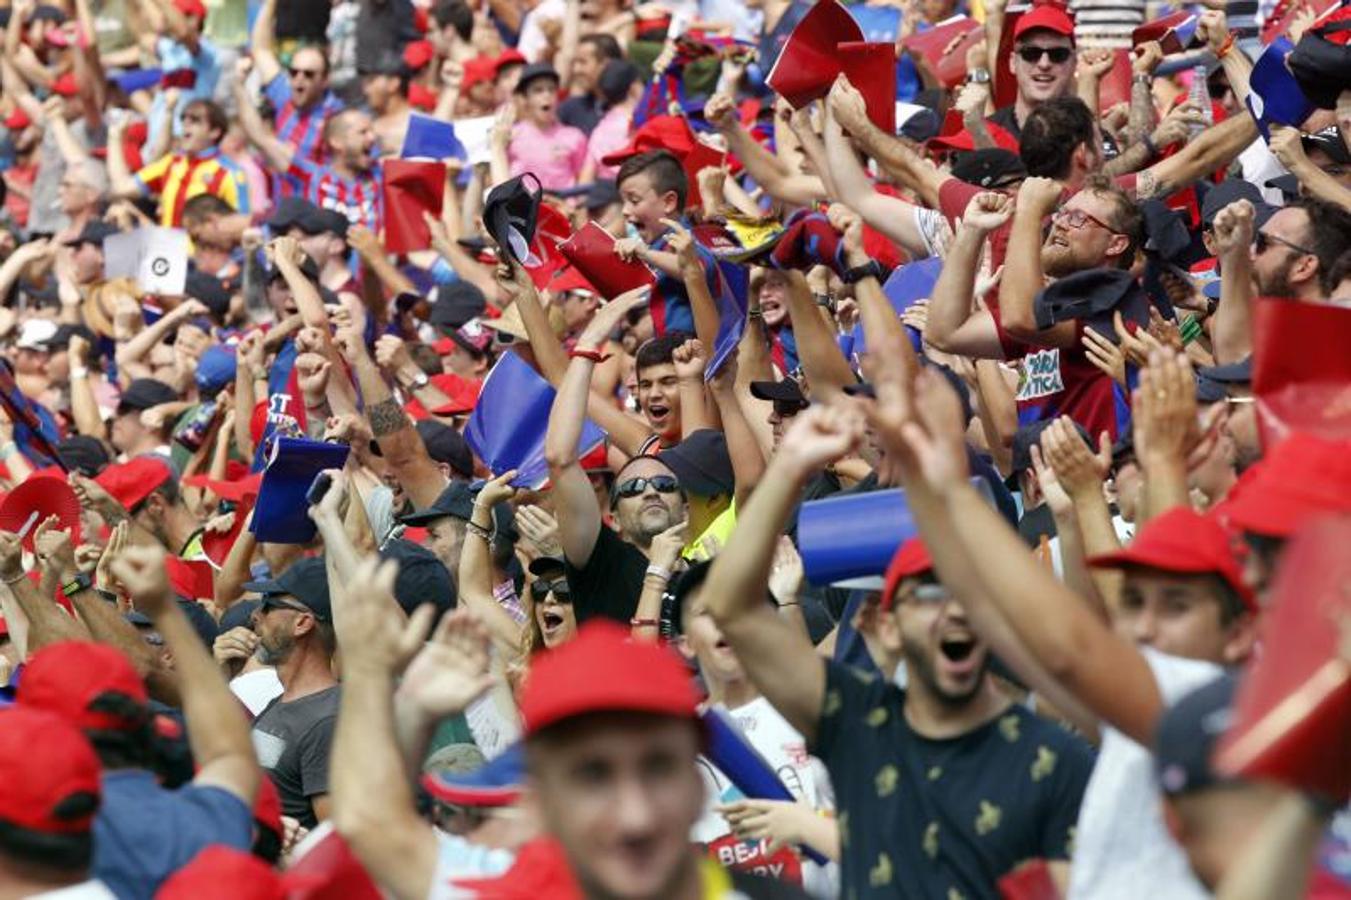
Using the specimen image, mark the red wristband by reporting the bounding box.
[1215,34,1235,59]
[570,347,612,363]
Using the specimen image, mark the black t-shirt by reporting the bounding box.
[564,525,650,624]
[252,685,340,828]
[988,104,1024,141]
[812,661,1095,899]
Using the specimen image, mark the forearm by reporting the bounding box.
[1076,76,1103,119]
[277,259,331,331]
[69,373,102,438]
[720,121,825,206]
[313,508,362,589]
[681,260,721,355]
[630,574,668,642]
[10,577,88,649]
[106,132,141,198]
[927,227,985,350]
[513,287,570,385]
[782,276,854,397]
[117,309,184,367]
[677,377,714,437]
[50,118,90,166]
[1215,793,1328,900]
[213,526,257,609]
[849,117,943,210]
[1139,456,1189,524]
[972,362,1016,474]
[458,513,526,655]
[712,383,765,508]
[1069,487,1123,616]
[1211,252,1253,364]
[544,357,596,467]
[1103,140,1153,177]
[997,213,1047,336]
[1127,77,1155,143]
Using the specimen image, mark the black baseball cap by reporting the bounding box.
[379,539,457,618]
[265,196,315,232]
[242,557,332,622]
[117,378,178,414]
[514,63,560,94]
[400,480,475,527]
[63,220,119,248]
[218,599,260,634]
[527,555,567,579]
[185,270,231,318]
[416,420,474,479]
[657,429,734,499]
[749,377,808,407]
[297,205,350,239]
[1302,125,1351,165]
[56,435,111,477]
[951,149,1027,189]
[1155,674,1238,796]
[430,282,488,331]
[1200,179,1264,228]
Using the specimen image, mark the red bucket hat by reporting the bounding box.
[519,621,699,737]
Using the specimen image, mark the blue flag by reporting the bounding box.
[850,256,943,357]
[250,437,350,543]
[401,112,467,161]
[465,352,606,489]
[706,259,750,380]
[0,361,62,468]
[1247,38,1315,139]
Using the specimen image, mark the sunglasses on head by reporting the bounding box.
[530,577,571,601]
[614,475,679,500]
[1016,45,1073,64]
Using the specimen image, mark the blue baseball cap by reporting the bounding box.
[195,345,237,396]
[422,743,525,807]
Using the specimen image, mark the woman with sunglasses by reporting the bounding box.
[522,556,578,653]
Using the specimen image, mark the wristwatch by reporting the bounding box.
[967,68,991,84]
[841,260,887,284]
[403,370,430,389]
[62,572,94,597]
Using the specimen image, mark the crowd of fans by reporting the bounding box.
[0,0,1350,897]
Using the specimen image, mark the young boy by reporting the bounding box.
[507,63,589,190]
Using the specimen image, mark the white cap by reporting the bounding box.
[15,318,59,352]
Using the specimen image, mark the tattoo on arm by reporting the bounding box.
[1134,169,1171,201]
[367,398,409,438]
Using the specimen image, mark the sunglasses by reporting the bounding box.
[614,475,679,500]
[289,67,322,79]
[1253,230,1314,257]
[260,595,310,615]
[1016,45,1073,64]
[530,578,572,602]
[1053,207,1120,234]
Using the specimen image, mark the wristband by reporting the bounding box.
[70,367,89,380]
[630,617,660,628]
[645,564,671,581]
[62,572,94,597]
[0,442,17,460]
[1179,314,1203,345]
[841,260,887,284]
[1215,33,1235,59]
[569,347,612,364]
[465,520,493,542]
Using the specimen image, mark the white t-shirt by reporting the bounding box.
[427,830,516,900]
[27,882,118,899]
[1067,647,1222,900]
[693,696,839,899]
[230,667,283,717]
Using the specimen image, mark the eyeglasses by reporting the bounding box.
[904,584,952,605]
[530,578,572,602]
[1053,207,1120,234]
[614,475,679,500]
[1016,45,1073,65]
[289,67,322,80]
[1253,230,1315,257]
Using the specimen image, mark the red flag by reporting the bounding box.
[838,41,897,133]
[1215,515,1351,801]
[1252,297,1351,447]
[381,160,446,254]
[900,16,983,89]
[557,222,656,300]
[766,0,864,107]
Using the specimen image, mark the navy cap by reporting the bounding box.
[951,149,1026,189]
[416,420,474,479]
[242,557,332,622]
[527,555,567,578]
[266,196,316,232]
[749,377,808,406]
[1200,179,1263,227]
[185,270,231,318]
[597,60,641,106]
[400,480,475,526]
[657,429,733,499]
[1155,674,1238,796]
[379,539,457,619]
[430,282,487,330]
[56,435,111,477]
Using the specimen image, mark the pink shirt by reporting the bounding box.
[586,105,634,180]
[508,119,588,190]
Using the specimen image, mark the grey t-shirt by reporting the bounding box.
[251,684,340,828]
[29,118,104,235]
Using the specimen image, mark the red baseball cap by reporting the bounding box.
[1087,507,1255,611]
[3,107,31,131]
[405,373,482,419]
[157,846,287,900]
[0,707,101,836]
[403,39,434,71]
[881,538,934,610]
[1013,5,1076,40]
[18,640,150,732]
[462,56,497,92]
[1212,433,1351,538]
[494,48,527,75]
[51,72,80,97]
[173,0,207,20]
[166,555,214,601]
[519,621,699,737]
[0,473,81,552]
[408,82,437,111]
[95,456,173,512]
[600,115,696,168]
[548,265,598,296]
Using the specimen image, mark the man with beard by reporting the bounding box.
[545,292,690,624]
[245,558,339,828]
[704,405,1095,899]
[925,179,1144,440]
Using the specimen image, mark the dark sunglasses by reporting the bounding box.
[1253,230,1314,257]
[1016,45,1073,64]
[614,475,679,500]
[289,67,322,79]
[530,578,572,602]
[261,595,309,615]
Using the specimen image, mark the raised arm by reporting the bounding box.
[1208,200,1256,364]
[545,289,650,567]
[705,92,826,207]
[249,0,284,85]
[706,405,863,741]
[0,531,87,652]
[827,76,946,210]
[925,193,1011,358]
[233,59,297,174]
[780,269,855,397]
[105,118,145,200]
[457,472,530,655]
[997,177,1081,347]
[1136,110,1257,202]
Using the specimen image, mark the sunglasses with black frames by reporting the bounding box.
[1016,45,1074,64]
[613,475,680,501]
